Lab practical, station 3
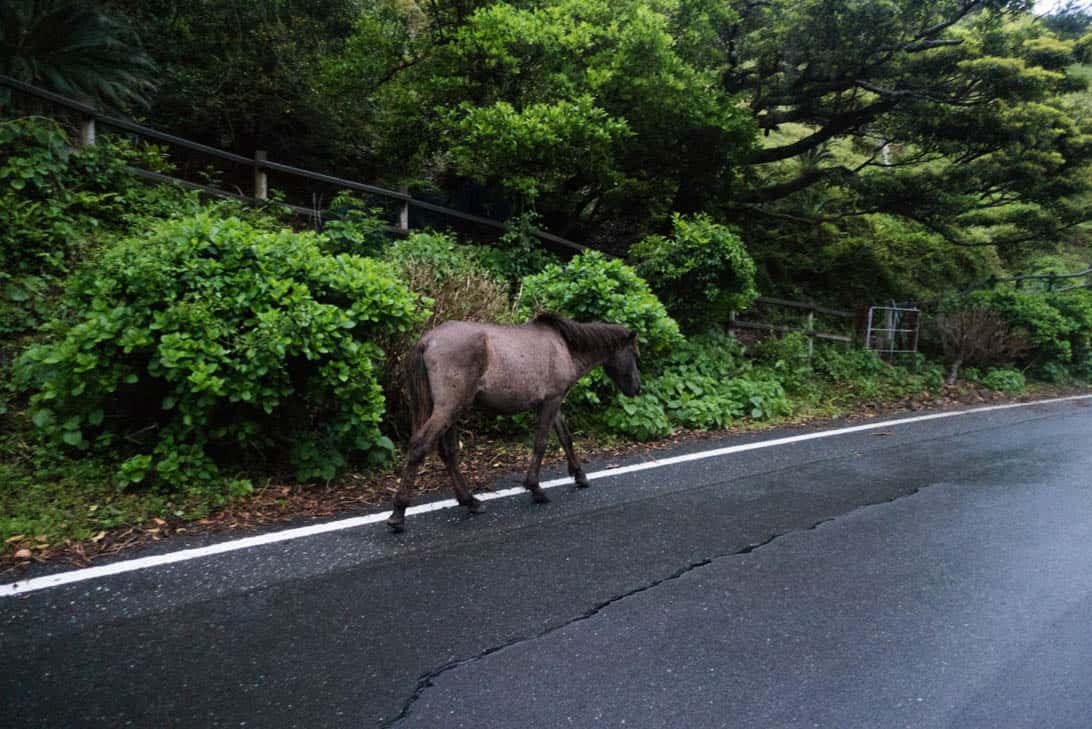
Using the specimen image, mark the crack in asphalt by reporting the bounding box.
[380,483,933,727]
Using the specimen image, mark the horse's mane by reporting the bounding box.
[532,313,633,356]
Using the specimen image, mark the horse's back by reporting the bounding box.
[419,320,573,412]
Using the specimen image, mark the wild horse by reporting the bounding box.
[386,313,641,531]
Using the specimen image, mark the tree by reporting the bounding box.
[0,0,155,109]
[100,0,360,162]
[324,0,756,240]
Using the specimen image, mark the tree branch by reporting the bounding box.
[750,99,898,164]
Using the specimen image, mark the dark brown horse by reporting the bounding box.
[386,313,641,531]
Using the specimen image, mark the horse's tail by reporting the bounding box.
[405,340,433,432]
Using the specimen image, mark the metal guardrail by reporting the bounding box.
[0,74,589,255]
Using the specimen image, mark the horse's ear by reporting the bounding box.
[627,330,638,342]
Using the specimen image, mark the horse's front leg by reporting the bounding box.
[553,412,590,488]
[524,399,562,504]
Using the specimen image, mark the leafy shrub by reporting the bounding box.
[320,192,390,257]
[16,213,425,490]
[0,118,196,334]
[602,394,672,440]
[474,212,560,286]
[1049,289,1092,375]
[384,231,501,281]
[517,250,682,359]
[630,213,758,331]
[750,332,813,393]
[966,289,1077,370]
[813,346,887,382]
[979,367,1027,393]
[594,331,789,436]
[649,370,790,430]
[0,119,115,333]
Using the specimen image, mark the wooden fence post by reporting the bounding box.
[399,184,410,232]
[79,115,96,146]
[254,150,268,201]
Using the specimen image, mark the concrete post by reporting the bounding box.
[399,184,410,232]
[79,115,96,146]
[254,150,268,200]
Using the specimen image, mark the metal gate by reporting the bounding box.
[865,305,920,359]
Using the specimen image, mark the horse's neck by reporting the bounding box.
[569,348,610,380]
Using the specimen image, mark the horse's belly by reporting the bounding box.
[474,387,540,415]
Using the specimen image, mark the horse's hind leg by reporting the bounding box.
[439,427,484,514]
[387,413,453,532]
[524,399,562,504]
[553,413,590,488]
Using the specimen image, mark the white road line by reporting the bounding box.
[3,394,1090,598]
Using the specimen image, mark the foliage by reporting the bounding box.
[100,0,359,166]
[446,96,632,202]
[979,367,1028,393]
[0,119,131,334]
[602,393,672,441]
[813,347,888,383]
[592,330,790,438]
[1,0,155,109]
[517,250,682,358]
[476,213,561,286]
[384,230,500,282]
[383,232,514,327]
[750,332,813,393]
[965,288,1092,377]
[630,213,758,330]
[15,213,425,491]
[319,192,390,257]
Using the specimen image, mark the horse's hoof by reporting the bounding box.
[386,515,405,532]
[575,475,591,489]
[531,489,551,504]
[463,499,486,514]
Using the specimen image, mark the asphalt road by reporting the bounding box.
[2,398,1091,728]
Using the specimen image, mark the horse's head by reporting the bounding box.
[604,330,641,397]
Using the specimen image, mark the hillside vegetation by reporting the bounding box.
[2,1,1091,555]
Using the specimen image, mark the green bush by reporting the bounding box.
[602,393,672,440]
[16,213,426,491]
[1049,289,1092,377]
[597,331,789,436]
[320,192,390,257]
[384,231,503,281]
[813,346,887,382]
[630,213,758,331]
[980,367,1027,393]
[0,119,114,333]
[517,250,682,358]
[475,212,560,286]
[750,332,813,393]
[966,289,1078,372]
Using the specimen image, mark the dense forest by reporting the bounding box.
[5,0,1092,299]
[2,1,1091,550]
